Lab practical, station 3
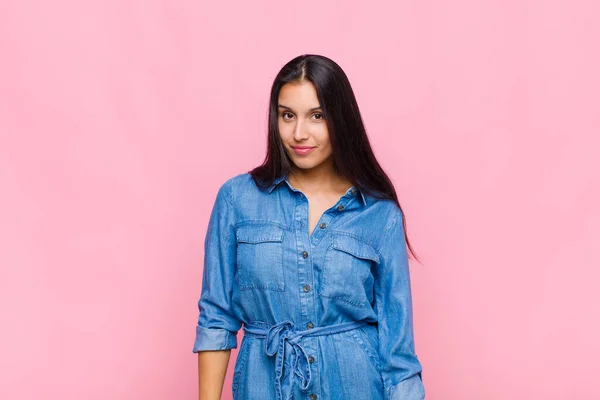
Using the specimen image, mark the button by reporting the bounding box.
[319,222,326,229]
[310,394,317,400]
[351,188,357,195]
[303,284,311,292]
[307,322,314,329]
[302,251,308,259]
[337,204,344,211]
[308,355,315,363]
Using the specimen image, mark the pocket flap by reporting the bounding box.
[331,234,380,263]
[236,223,285,244]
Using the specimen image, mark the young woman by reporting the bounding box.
[193,54,425,400]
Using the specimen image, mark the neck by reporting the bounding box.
[288,163,351,194]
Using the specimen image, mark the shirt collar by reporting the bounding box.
[267,173,367,206]
[267,174,287,193]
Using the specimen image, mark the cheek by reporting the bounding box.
[315,125,331,147]
[278,122,291,140]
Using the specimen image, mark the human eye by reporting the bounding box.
[280,111,294,121]
[312,112,324,120]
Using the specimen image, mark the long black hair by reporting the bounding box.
[249,54,419,262]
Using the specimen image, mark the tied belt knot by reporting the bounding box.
[243,320,368,400]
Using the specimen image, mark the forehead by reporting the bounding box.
[278,81,320,109]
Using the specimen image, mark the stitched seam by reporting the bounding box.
[329,229,377,248]
[376,208,401,255]
[234,219,289,231]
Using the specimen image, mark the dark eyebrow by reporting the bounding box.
[278,104,322,112]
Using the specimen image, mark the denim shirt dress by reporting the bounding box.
[193,172,425,400]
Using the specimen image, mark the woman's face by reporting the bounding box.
[277,81,332,171]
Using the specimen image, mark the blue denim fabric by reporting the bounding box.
[193,172,425,400]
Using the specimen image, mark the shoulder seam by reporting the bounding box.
[377,206,403,254]
[217,177,238,221]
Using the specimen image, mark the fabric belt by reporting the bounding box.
[243,319,369,400]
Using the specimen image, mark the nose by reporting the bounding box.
[292,119,309,141]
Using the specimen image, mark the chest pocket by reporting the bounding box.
[320,234,380,308]
[235,223,286,291]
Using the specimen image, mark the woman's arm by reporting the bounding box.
[193,180,242,398]
[374,207,425,400]
[197,350,231,400]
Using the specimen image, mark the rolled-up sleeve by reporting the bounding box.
[192,180,242,353]
[374,208,425,399]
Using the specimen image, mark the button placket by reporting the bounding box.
[294,187,320,395]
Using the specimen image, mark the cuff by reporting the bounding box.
[192,325,238,353]
[387,374,425,400]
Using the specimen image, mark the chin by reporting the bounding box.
[291,159,324,170]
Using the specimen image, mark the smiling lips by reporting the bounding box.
[291,146,316,155]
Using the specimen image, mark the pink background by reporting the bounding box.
[1,0,599,399]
